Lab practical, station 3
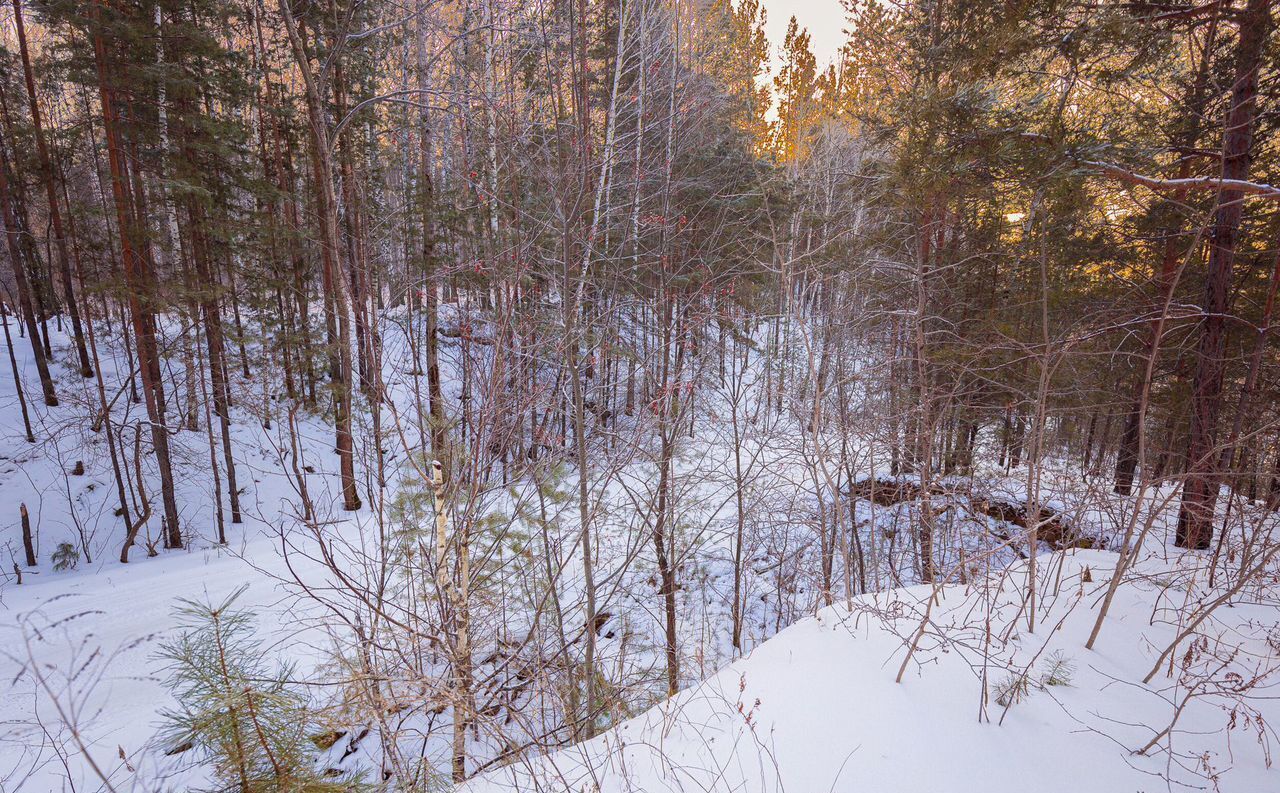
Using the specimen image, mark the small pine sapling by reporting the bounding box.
[157,586,365,791]
[51,542,79,571]
[1038,651,1075,688]
[994,671,1031,708]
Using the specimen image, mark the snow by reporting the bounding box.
[0,322,349,791]
[467,550,1280,792]
[1,318,1278,792]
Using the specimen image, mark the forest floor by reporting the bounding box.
[1,318,1277,792]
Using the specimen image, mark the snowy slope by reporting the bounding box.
[3,322,1279,792]
[466,550,1280,793]
[0,324,360,791]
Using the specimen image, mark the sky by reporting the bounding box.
[759,0,847,70]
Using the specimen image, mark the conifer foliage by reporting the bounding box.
[157,588,365,792]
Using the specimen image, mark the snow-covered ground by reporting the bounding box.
[467,548,1280,792]
[0,323,345,791]
[2,317,1278,792]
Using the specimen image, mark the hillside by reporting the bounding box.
[2,325,1278,791]
[464,549,1280,793]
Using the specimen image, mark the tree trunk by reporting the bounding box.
[0,148,58,407]
[1113,7,1221,496]
[278,4,362,511]
[416,2,446,459]
[1176,0,1272,550]
[11,0,92,378]
[0,296,34,441]
[90,5,182,548]
[20,503,36,567]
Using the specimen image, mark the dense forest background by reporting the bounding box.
[2,0,1280,788]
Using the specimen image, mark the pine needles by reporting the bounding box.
[157,586,365,792]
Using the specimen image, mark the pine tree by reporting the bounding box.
[158,587,366,792]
